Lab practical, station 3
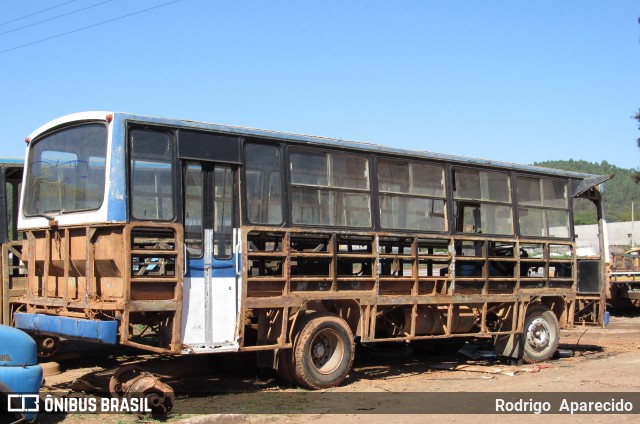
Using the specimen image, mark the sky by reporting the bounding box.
[1,0,639,169]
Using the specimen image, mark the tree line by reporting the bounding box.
[534,159,639,224]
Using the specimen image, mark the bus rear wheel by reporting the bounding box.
[293,313,355,389]
[522,304,559,363]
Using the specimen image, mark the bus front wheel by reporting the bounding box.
[522,304,559,363]
[293,312,355,389]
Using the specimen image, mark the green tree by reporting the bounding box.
[634,108,640,183]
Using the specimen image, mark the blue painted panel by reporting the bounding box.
[185,254,241,279]
[0,365,43,395]
[185,256,205,278]
[106,115,127,222]
[13,313,118,344]
[0,325,37,366]
[213,255,237,278]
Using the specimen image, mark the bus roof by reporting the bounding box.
[29,111,606,181]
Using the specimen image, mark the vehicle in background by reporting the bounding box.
[0,324,43,422]
[0,159,25,326]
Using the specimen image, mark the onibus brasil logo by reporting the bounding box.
[7,394,153,413]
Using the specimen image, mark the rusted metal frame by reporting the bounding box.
[480,302,488,333]
[121,224,133,346]
[171,224,184,351]
[1,243,7,324]
[367,234,380,340]
[23,297,123,309]
[86,227,98,303]
[278,306,290,345]
[25,232,34,301]
[241,342,290,352]
[43,229,51,299]
[329,233,337,292]
[121,340,179,355]
[445,303,453,336]
[128,300,180,312]
[284,231,291,295]
[62,228,69,303]
[448,239,456,295]
[481,239,489,295]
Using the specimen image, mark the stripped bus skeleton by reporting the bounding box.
[10,112,610,389]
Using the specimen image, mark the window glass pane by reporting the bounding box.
[542,179,568,208]
[378,159,409,193]
[547,209,570,238]
[332,154,369,190]
[380,195,446,231]
[268,173,283,224]
[519,207,544,237]
[245,143,282,224]
[25,123,107,216]
[290,149,372,228]
[130,130,174,220]
[290,151,327,186]
[517,177,542,206]
[214,166,233,259]
[454,169,510,202]
[480,204,513,235]
[291,188,371,228]
[184,163,203,257]
[291,187,335,225]
[340,192,371,227]
[412,163,445,197]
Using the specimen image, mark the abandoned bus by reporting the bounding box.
[12,112,609,389]
[0,159,25,326]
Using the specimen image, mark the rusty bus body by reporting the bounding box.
[11,112,609,388]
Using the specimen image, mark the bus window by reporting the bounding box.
[290,149,371,228]
[25,123,107,216]
[130,130,175,221]
[517,176,569,238]
[245,143,282,225]
[184,163,203,257]
[453,168,513,235]
[214,165,233,259]
[378,159,446,231]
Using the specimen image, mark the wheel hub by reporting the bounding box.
[313,341,327,359]
[308,328,343,374]
[527,317,550,350]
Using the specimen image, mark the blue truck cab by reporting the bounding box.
[0,324,43,421]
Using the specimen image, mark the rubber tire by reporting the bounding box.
[275,348,296,385]
[293,312,355,390]
[522,304,559,364]
[34,334,60,359]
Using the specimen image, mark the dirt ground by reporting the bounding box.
[25,312,640,423]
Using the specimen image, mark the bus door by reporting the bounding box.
[179,134,242,352]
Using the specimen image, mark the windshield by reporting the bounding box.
[24,123,108,217]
